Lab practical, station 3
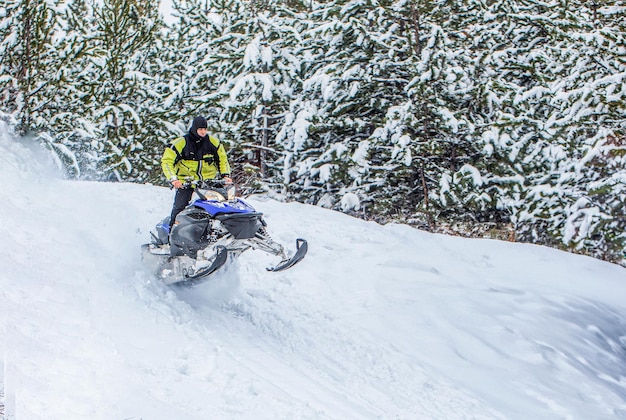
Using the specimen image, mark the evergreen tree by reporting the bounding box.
[166,0,229,119]
[86,0,165,181]
[439,0,626,259]
[0,0,61,131]
[359,0,487,226]
[37,0,99,177]
[281,0,416,210]
[526,0,626,261]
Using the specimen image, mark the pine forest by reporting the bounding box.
[1,0,625,266]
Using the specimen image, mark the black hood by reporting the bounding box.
[189,116,208,142]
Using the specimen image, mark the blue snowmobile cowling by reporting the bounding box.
[193,196,257,216]
[141,179,308,286]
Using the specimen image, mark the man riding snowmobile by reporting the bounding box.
[162,116,232,231]
[141,116,307,286]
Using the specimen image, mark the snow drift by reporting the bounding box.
[1,123,625,419]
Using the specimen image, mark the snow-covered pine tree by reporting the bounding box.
[166,0,228,122]
[86,0,165,182]
[561,131,626,264]
[0,0,60,131]
[135,31,176,184]
[540,0,626,263]
[0,0,90,176]
[446,0,625,260]
[239,1,311,188]
[358,0,486,227]
[280,0,415,210]
[429,0,561,231]
[214,0,288,184]
[474,0,594,246]
[36,0,99,178]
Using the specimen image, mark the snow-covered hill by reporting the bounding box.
[1,123,625,419]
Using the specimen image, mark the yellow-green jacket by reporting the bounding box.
[161,134,231,183]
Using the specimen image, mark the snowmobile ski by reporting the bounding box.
[142,244,229,286]
[174,245,228,287]
[267,239,308,272]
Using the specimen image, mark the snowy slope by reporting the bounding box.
[1,124,625,420]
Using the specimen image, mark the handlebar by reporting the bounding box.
[199,179,229,189]
[171,177,236,201]
[172,177,230,190]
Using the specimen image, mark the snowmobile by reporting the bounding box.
[141,179,308,286]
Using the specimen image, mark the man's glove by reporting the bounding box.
[171,179,183,189]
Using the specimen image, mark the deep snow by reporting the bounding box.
[1,124,625,419]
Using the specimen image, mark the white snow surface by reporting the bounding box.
[1,125,626,419]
